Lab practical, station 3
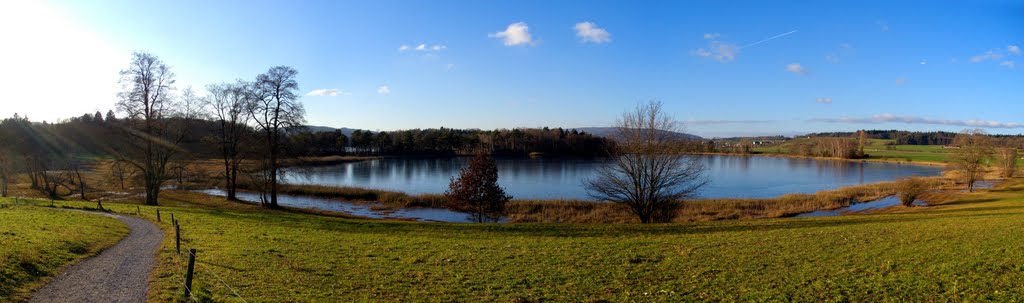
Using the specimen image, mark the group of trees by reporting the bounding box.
[948,129,1020,192]
[113,53,306,207]
[0,115,94,200]
[343,127,612,157]
[786,137,867,159]
[0,52,304,207]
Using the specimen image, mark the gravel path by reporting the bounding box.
[30,211,163,303]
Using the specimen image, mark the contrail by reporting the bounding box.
[739,30,798,49]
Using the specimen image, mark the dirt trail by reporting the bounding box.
[30,212,162,303]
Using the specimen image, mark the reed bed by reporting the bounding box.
[505,177,948,223]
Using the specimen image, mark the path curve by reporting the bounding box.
[30,211,163,303]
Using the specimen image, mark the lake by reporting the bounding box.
[282,155,943,200]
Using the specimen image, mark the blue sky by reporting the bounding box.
[1,0,1022,137]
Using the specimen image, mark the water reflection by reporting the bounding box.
[795,195,910,217]
[282,155,942,200]
[195,188,473,223]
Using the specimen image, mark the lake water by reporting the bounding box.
[283,155,943,200]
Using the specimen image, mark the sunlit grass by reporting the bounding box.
[0,200,128,302]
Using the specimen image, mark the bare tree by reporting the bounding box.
[584,100,707,223]
[206,81,252,201]
[996,147,1018,178]
[109,160,137,191]
[248,66,305,208]
[114,51,194,205]
[68,157,88,200]
[949,129,993,192]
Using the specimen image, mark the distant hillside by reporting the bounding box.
[304,125,366,136]
[574,127,703,141]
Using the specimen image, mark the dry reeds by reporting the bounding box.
[504,178,946,223]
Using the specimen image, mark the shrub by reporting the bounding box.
[896,177,928,206]
[445,152,511,223]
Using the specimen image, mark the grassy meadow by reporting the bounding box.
[0,201,129,302]
[754,138,1024,165]
[4,176,1023,302]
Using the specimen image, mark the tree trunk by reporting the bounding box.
[144,173,160,205]
[269,149,278,208]
[227,164,238,201]
[1,173,7,197]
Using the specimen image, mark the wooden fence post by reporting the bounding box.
[175,223,181,254]
[184,249,196,301]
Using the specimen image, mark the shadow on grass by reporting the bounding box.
[928,197,1001,207]
[191,208,950,239]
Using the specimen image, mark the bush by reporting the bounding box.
[445,152,511,223]
[896,177,928,206]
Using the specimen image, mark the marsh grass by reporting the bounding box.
[505,177,949,223]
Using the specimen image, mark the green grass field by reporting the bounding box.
[10,177,1024,302]
[0,201,128,302]
[755,138,1024,166]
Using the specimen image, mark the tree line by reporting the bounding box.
[334,127,612,157]
[807,130,1024,146]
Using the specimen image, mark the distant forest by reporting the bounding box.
[0,113,613,160]
[806,130,1024,146]
[295,127,612,157]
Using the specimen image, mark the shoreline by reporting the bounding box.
[690,151,949,168]
[192,174,974,223]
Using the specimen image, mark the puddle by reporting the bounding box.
[795,195,923,217]
[194,189,475,223]
[970,180,998,190]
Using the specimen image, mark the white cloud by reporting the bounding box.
[489,22,533,46]
[825,54,839,63]
[895,77,907,85]
[703,33,720,39]
[377,85,391,95]
[305,89,349,97]
[692,40,740,62]
[877,21,890,32]
[812,114,1024,129]
[785,63,807,75]
[815,98,832,104]
[399,43,446,52]
[1009,45,1022,55]
[839,43,854,50]
[574,22,611,44]
[1000,60,1015,69]
[970,50,1004,63]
